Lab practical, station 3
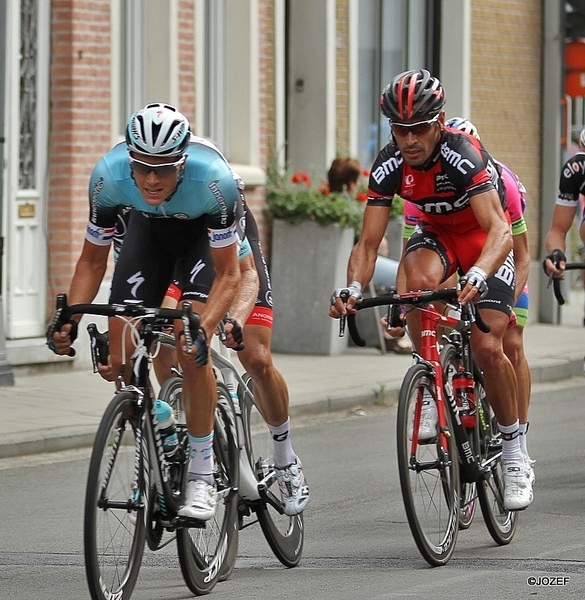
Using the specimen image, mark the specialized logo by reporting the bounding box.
[440,142,475,174]
[189,259,206,284]
[127,271,145,297]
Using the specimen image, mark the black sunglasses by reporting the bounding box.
[129,153,186,177]
[391,114,440,137]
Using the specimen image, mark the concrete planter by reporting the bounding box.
[270,219,354,355]
[385,216,404,261]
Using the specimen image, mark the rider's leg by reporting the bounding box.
[238,324,296,467]
[175,300,219,520]
[238,323,310,515]
[503,323,531,451]
[402,248,445,346]
[471,309,524,462]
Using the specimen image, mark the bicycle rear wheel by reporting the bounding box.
[396,364,460,566]
[84,391,146,600]
[176,381,239,595]
[474,378,518,545]
[239,374,304,568]
[440,343,477,530]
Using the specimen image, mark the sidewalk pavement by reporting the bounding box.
[0,318,583,459]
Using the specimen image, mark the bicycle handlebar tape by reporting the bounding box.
[347,313,366,347]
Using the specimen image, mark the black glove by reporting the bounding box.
[193,327,209,366]
[46,319,78,354]
[224,317,244,345]
[542,249,566,275]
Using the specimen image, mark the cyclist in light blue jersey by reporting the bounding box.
[51,103,242,521]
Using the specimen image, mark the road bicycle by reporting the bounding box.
[156,324,305,577]
[342,288,517,566]
[46,294,239,599]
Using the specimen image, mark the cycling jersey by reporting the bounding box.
[86,137,241,250]
[401,155,525,319]
[556,151,585,209]
[368,128,514,315]
[404,159,525,237]
[88,137,243,306]
[368,128,507,233]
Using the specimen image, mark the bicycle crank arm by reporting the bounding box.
[257,479,286,514]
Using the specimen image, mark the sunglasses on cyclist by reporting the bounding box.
[128,153,186,177]
[391,113,440,137]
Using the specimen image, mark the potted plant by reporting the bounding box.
[264,157,403,355]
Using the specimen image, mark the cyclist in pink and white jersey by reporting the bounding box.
[399,116,534,481]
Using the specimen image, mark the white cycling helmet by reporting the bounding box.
[445,116,481,141]
[579,127,585,151]
[126,103,190,157]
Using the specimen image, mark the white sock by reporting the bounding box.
[188,432,214,485]
[499,420,524,462]
[268,418,296,468]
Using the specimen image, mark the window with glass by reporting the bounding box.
[357,0,439,168]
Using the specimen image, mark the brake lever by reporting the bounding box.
[181,301,194,353]
[338,289,349,337]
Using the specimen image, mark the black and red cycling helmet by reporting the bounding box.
[380,69,445,121]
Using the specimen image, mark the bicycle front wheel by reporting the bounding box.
[176,381,239,595]
[475,378,518,545]
[84,391,146,600]
[240,374,304,568]
[396,364,460,566]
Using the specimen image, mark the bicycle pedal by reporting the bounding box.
[173,515,207,529]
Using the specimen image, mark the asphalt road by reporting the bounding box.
[1,377,585,600]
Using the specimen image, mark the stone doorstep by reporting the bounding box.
[5,337,75,377]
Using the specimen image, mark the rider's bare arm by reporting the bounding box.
[513,231,530,303]
[459,190,512,305]
[330,204,391,318]
[52,241,110,356]
[199,244,241,338]
[544,205,576,277]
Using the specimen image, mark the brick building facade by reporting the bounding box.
[0,0,564,371]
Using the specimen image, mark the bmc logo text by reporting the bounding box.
[440,143,475,175]
[371,154,404,184]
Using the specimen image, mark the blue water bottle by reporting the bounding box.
[155,399,179,459]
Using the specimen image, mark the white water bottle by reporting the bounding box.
[155,399,179,459]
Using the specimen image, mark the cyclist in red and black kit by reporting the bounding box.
[330,69,533,510]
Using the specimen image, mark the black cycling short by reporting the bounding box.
[110,210,215,306]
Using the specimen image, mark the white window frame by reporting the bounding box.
[194,0,263,184]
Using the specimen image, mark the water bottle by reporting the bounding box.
[452,371,476,428]
[155,399,179,460]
